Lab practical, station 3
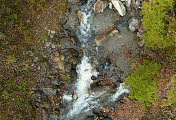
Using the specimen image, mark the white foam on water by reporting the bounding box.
[63,94,72,102]
[111,83,129,101]
[67,56,97,117]
[66,0,96,118]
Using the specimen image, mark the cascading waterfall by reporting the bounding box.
[66,0,97,118]
[64,0,129,119]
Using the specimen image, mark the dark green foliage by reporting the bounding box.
[125,60,161,107]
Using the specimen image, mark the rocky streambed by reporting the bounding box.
[31,0,144,120]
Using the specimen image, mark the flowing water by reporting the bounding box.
[65,0,97,118]
[63,0,129,119]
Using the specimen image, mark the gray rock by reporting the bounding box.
[72,92,78,100]
[111,0,126,16]
[128,18,140,32]
[92,9,120,35]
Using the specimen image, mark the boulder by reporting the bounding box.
[111,0,126,16]
[94,0,108,13]
[128,18,140,32]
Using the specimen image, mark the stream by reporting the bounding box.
[62,0,129,119]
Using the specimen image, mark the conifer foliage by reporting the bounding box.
[125,60,161,107]
[141,0,176,49]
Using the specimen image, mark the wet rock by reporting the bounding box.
[64,12,79,32]
[77,11,82,22]
[72,91,78,100]
[67,47,80,57]
[91,76,97,80]
[111,0,126,16]
[94,0,108,13]
[128,18,140,32]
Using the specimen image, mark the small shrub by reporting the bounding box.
[125,60,161,107]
